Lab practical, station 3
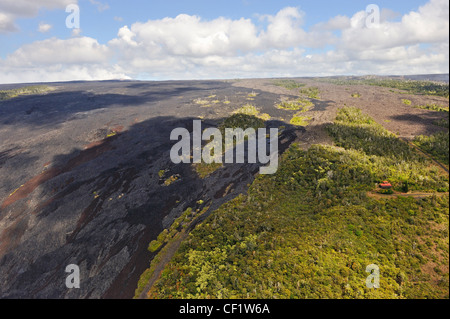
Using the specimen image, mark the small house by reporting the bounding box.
[379,181,392,189]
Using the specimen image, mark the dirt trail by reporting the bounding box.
[367,191,449,200]
[400,137,449,175]
[138,231,189,299]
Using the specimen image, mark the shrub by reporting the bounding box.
[402,99,412,105]
[290,115,311,126]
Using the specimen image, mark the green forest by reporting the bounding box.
[414,132,449,166]
[316,77,449,98]
[0,85,53,100]
[144,107,449,299]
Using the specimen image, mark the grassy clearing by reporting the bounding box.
[0,85,54,101]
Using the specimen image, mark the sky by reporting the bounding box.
[0,0,448,84]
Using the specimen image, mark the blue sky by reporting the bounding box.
[2,0,427,51]
[0,0,448,83]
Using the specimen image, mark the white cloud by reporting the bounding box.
[0,1,448,83]
[71,28,82,37]
[107,6,334,78]
[106,3,447,80]
[339,0,449,51]
[0,36,129,83]
[0,64,130,84]
[38,22,52,33]
[0,0,76,33]
[313,15,351,31]
[6,37,110,66]
[111,14,261,58]
[259,7,306,48]
[0,12,18,33]
[89,0,109,12]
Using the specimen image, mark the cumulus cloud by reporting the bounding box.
[0,36,129,83]
[110,13,261,58]
[313,15,351,31]
[339,0,449,51]
[0,64,130,84]
[71,28,82,37]
[38,22,52,33]
[107,6,336,79]
[0,12,18,33]
[0,1,448,83]
[259,7,306,48]
[89,0,109,12]
[0,0,76,33]
[105,2,447,80]
[6,37,110,66]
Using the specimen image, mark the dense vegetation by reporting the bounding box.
[271,79,320,99]
[147,107,449,299]
[193,114,266,178]
[317,77,449,98]
[272,79,306,90]
[219,113,266,133]
[414,132,449,166]
[434,118,449,128]
[327,107,448,192]
[299,87,320,99]
[0,85,53,100]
